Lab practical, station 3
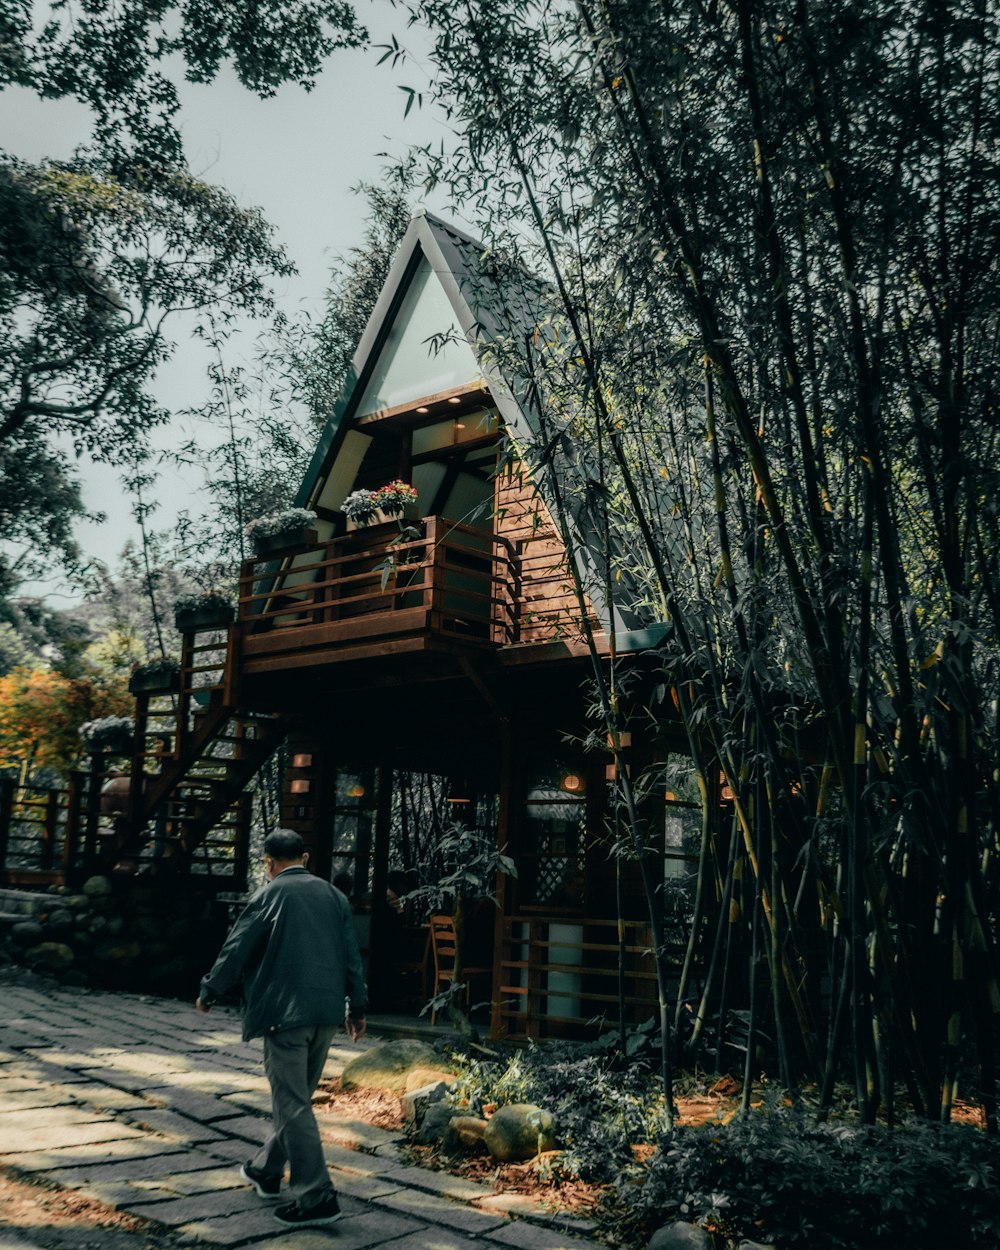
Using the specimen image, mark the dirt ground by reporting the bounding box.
[0,1168,214,1250]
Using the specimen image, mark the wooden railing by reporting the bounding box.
[492,913,662,1039]
[236,517,520,662]
[0,772,90,886]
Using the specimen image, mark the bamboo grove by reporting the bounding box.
[391,0,1000,1125]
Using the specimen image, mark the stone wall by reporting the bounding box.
[0,875,231,996]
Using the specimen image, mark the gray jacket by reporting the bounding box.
[200,866,367,1041]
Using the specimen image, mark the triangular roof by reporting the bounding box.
[295,211,657,643]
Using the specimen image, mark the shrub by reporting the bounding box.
[448,1042,668,1183]
[615,1104,1000,1249]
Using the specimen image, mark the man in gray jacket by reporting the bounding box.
[196,828,366,1229]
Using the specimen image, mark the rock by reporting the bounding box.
[341,1040,447,1094]
[82,875,112,898]
[417,1101,459,1144]
[405,1066,456,1092]
[649,1223,713,1250]
[736,1242,775,1250]
[25,942,75,972]
[11,921,44,947]
[446,1115,489,1151]
[65,894,92,911]
[44,908,73,934]
[483,1103,557,1162]
[61,969,89,987]
[401,1080,449,1126]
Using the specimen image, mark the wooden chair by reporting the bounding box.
[428,914,491,1024]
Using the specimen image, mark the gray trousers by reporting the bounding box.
[252,1023,337,1208]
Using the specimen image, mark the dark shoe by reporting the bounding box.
[239,1162,281,1200]
[273,1194,342,1227]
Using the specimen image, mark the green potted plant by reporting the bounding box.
[342,481,419,530]
[78,715,136,756]
[128,657,181,695]
[173,591,235,633]
[245,508,319,556]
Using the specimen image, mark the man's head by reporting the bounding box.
[263,828,308,879]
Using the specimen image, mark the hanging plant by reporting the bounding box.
[78,715,135,755]
[244,508,318,554]
[173,591,235,631]
[128,656,181,695]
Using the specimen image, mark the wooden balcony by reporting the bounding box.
[235,516,519,677]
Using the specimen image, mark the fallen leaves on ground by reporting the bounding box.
[313,1076,406,1130]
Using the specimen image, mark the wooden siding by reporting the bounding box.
[494,461,597,645]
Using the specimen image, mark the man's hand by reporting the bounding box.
[195,996,212,1014]
[345,1014,366,1042]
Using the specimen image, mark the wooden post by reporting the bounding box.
[63,770,85,879]
[129,694,149,829]
[82,754,105,870]
[0,776,15,879]
[40,789,58,870]
[367,766,393,1006]
[232,792,252,892]
[491,720,516,1039]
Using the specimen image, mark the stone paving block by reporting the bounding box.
[371,1185,509,1235]
[205,1137,261,1165]
[0,1082,88,1110]
[148,1087,250,1124]
[9,1133,172,1172]
[332,1172,404,1202]
[163,1165,252,1197]
[179,1205,421,1249]
[374,1230,490,1250]
[219,1089,271,1115]
[0,1104,116,1129]
[208,1114,268,1144]
[121,1108,228,1144]
[0,1116,146,1155]
[0,1232,48,1250]
[112,1184,264,1226]
[378,1160,493,1202]
[318,1118,399,1154]
[43,1148,215,1189]
[482,1220,606,1250]
[73,1084,161,1113]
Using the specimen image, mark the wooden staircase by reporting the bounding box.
[108,622,288,887]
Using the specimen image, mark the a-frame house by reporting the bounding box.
[2,213,705,1038]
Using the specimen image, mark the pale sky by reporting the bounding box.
[3,0,450,601]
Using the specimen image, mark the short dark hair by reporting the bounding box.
[264,829,305,861]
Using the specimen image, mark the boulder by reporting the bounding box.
[11,921,44,947]
[446,1115,489,1151]
[401,1079,449,1126]
[44,909,73,935]
[736,1242,775,1250]
[341,1040,448,1094]
[649,1224,713,1250]
[82,875,113,898]
[25,942,75,973]
[405,1066,456,1092]
[65,894,92,911]
[483,1103,556,1162]
[418,1101,460,1145]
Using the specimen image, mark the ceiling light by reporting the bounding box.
[416,405,430,414]
[447,396,461,405]
[347,782,366,798]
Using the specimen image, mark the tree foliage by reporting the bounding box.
[394,0,1000,1123]
[0,663,131,777]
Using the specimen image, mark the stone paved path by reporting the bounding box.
[0,984,606,1250]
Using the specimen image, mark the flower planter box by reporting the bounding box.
[346,503,420,532]
[251,527,319,556]
[128,667,181,696]
[174,603,234,633]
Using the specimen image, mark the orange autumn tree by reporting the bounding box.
[0,666,132,782]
